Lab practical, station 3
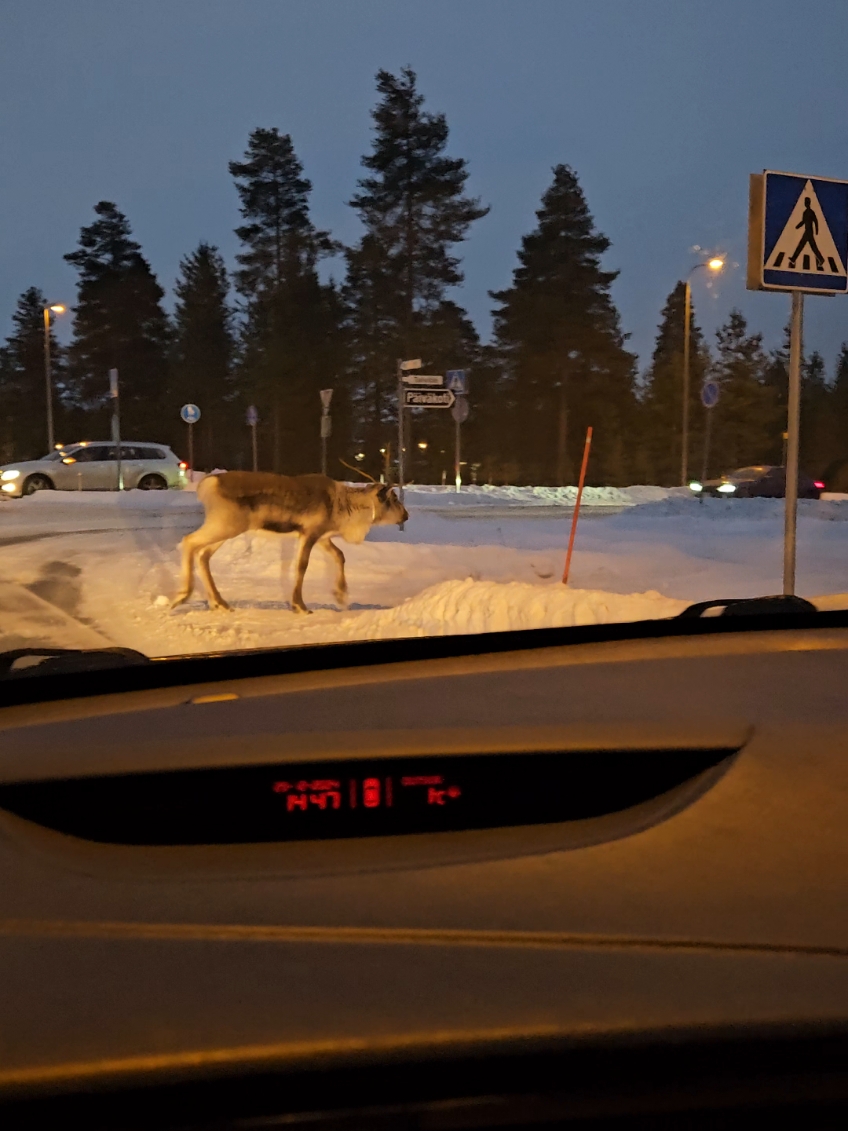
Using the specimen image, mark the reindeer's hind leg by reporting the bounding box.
[291,533,319,613]
[320,537,348,608]
[196,540,230,611]
[171,531,203,608]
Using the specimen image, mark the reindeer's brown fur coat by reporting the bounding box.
[172,471,408,613]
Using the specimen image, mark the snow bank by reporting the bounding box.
[342,578,686,637]
[405,484,682,508]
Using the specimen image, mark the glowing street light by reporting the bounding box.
[43,303,66,452]
[681,257,724,484]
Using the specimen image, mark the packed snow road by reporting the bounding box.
[1,485,848,656]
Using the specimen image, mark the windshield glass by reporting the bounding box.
[2,9,847,669]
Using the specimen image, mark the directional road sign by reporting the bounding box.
[403,388,455,409]
[319,389,333,411]
[701,381,720,409]
[399,358,422,371]
[446,369,468,394]
[402,373,444,385]
[749,170,848,294]
[180,403,201,424]
[246,405,258,426]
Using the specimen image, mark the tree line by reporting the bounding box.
[3,65,848,487]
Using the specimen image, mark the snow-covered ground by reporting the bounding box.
[1,485,848,656]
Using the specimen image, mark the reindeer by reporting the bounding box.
[171,470,408,613]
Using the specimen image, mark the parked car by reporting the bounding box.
[0,442,188,497]
[689,464,824,499]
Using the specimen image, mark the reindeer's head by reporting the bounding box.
[371,484,409,527]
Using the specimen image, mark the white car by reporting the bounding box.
[0,441,188,497]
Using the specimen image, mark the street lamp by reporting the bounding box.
[681,259,723,485]
[43,303,65,453]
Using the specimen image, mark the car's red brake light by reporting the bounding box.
[814,481,825,489]
[179,461,188,470]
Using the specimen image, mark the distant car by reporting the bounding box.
[0,441,188,497]
[689,465,824,500]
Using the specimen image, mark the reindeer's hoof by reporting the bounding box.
[335,591,349,610]
[292,603,312,615]
[208,599,232,612]
[170,594,189,610]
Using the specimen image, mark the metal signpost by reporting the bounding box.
[700,379,720,483]
[109,368,122,491]
[748,169,848,594]
[246,405,258,471]
[319,389,333,475]
[180,403,201,475]
[397,357,425,520]
[447,371,469,491]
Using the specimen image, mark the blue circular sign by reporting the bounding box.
[180,403,201,424]
[701,381,720,409]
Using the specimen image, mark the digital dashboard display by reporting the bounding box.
[0,749,731,845]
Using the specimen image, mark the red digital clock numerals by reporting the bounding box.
[272,778,342,812]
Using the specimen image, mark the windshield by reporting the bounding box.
[2,9,847,670]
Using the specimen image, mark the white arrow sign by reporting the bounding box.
[404,388,455,409]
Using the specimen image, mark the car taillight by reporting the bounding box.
[814,481,825,489]
[179,461,188,470]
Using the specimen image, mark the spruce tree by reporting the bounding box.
[230,128,341,473]
[0,287,62,461]
[64,202,170,441]
[490,164,636,485]
[800,349,831,476]
[824,344,848,487]
[640,283,709,485]
[710,310,776,472]
[345,68,487,471]
[170,243,234,468]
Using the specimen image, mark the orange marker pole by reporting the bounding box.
[562,426,593,585]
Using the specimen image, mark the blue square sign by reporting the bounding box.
[749,171,848,294]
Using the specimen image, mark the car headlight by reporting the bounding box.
[0,469,21,481]
[717,483,737,494]
[688,481,703,492]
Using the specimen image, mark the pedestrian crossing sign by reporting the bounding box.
[748,170,848,293]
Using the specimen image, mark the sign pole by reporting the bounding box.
[109,368,122,491]
[701,405,713,483]
[396,360,405,498]
[562,426,593,585]
[784,290,804,595]
[454,412,461,492]
[251,422,258,471]
[188,422,194,477]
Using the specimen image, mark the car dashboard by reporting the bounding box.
[2,615,848,1128]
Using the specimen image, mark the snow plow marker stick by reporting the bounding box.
[562,426,593,586]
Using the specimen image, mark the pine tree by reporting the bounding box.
[64,202,170,441]
[640,283,709,485]
[710,310,776,472]
[345,68,488,472]
[170,243,234,468]
[824,344,848,488]
[490,164,636,485]
[0,287,62,461]
[800,349,831,476]
[230,128,342,473]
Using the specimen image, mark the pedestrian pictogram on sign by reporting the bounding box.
[765,180,845,277]
[749,171,848,294]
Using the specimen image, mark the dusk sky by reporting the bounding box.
[2,0,847,374]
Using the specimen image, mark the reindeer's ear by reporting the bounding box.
[376,484,390,499]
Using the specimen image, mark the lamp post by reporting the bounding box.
[681,258,723,485]
[43,303,65,452]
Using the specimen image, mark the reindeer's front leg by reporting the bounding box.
[291,533,319,613]
[320,537,348,608]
